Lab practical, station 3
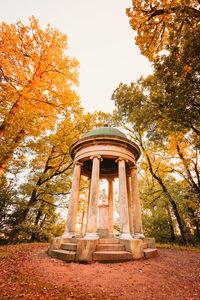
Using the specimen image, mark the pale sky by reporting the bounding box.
[1,0,153,113]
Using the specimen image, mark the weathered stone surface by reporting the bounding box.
[76,239,99,262]
[143,237,156,249]
[61,243,77,251]
[131,167,143,237]
[62,162,81,238]
[69,237,79,243]
[98,203,109,230]
[143,243,148,249]
[96,243,124,251]
[118,159,131,238]
[144,248,158,259]
[48,237,63,254]
[51,249,76,261]
[93,251,132,261]
[97,229,109,237]
[99,238,119,244]
[119,238,144,259]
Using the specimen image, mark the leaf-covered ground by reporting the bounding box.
[0,243,200,299]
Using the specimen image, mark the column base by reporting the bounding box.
[83,232,99,240]
[62,231,76,238]
[118,233,133,240]
[133,233,145,239]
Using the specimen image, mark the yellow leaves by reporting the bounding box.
[0,16,80,137]
[0,16,81,171]
[126,0,200,61]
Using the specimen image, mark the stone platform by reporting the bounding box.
[48,236,157,263]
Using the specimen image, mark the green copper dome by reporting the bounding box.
[84,127,127,139]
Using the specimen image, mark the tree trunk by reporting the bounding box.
[0,129,25,172]
[188,207,200,240]
[31,204,44,242]
[166,204,175,241]
[8,146,72,242]
[176,145,200,203]
[168,197,188,245]
[140,140,189,246]
[0,100,20,139]
[9,187,39,242]
[40,214,47,229]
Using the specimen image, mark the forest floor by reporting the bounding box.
[0,243,200,299]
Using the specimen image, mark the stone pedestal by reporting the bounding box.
[98,203,109,237]
[98,203,109,229]
[143,237,156,248]
[76,239,99,262]
[119,238,144,259]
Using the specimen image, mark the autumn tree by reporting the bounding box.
[0,16,79,171]
[110,106,199,245]
[126,0,200,61]
[153,27,200,137]
[7,108,97,241]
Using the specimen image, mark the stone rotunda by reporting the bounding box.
[49,127,157,262]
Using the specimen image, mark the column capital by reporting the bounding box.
[115,157,128,163]
[74,160,83,166]
[90,155,103,161]
[130,166,137,171]
[107,177,114,182]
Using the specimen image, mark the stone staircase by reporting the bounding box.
[50,238,78,262]
[50,237,157,262]
[143,241,158,258]
[93,238,133,261]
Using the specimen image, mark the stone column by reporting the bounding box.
[131,167,144,238]
[117,158,133,240]
[127,175,134,235]
[84,155,101,239]
[108,179,114,234]
[63,161,82,238]
[85,178,91,232]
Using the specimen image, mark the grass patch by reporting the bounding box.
[156,242,200,251]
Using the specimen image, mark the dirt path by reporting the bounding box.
[0,244,200,299]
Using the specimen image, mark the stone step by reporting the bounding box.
[61,243,77,251]
[93,251,133,261]
[51,249,76,262]
[144,248,158,259]
[143,243,148,249]
[99,238,119,244]
[69,237,79,243]
[62,237,79,244]
[96,243,125,251]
